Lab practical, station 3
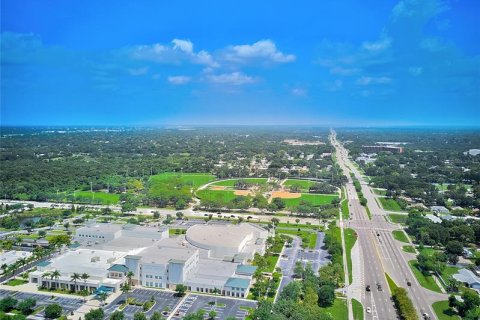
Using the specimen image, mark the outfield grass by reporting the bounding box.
[432,301,461,320]
[277,228,317,249]
[352,298,364,320]
[283,179,316,191]
[392,230,409,243]
[408,260,443,293]
[74,191,120,204]
[209,178,268,187]
[389,214,408,224]
[150,172,216,189]
[379,198,403,211]
[344,228,357,284]
[282,193,338,208]
[196,189,238,204]
[321,298,348,320]
[402,245,416,254]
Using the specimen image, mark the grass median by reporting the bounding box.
[352,298,364,320]
[392,230,409,243]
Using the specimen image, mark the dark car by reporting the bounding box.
[366,285,371,292]
[377,283,382,291]
[407,280,412,286]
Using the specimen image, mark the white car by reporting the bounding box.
[366,307,371,313]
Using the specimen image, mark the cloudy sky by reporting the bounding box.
[1,0,479,126]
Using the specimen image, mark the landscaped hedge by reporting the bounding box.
[392,287,418,320]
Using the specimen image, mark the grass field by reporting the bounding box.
[283,179,316,191]
[150,172,216,189]
[321,298,348,320]
[440,266,460,286]
[196,189,238,204]
[392,230,409,243]
[6,279,28,286]
[74,191,120,204]
[373,188,387,196]
[352,298,364,320]
[209,178,268,187]
[389,214,408,224]
[277,228,317,249]
[282,193,338,207]
[379,198,403,211]
[345,228,357,284]
[432,301,461,320]
[409,260,443,293]
[434,183,472,192]
[402,245,416,254]
[341,199,349,219]
[266,255,280,273]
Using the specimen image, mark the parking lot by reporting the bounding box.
[0,289,84,316]
[171,294,257,320]
[104,288,182,319]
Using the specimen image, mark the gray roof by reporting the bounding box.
[224,277,250,289]
[453,269,480,286]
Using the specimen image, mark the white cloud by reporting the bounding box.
[172,39,193,54]
[224,40,295,64]
[127,67,148,76]
[292,88,307,96]
[168,75,191,85]
[324,79,343,91]
[130,39,218,67]
[362,37,392,52]
[356,76,392,85]
[207,72,257,85]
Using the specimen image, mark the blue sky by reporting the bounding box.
[1,0,479,126]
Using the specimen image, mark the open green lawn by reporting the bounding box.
[434,183,472,192]
[341,200,349,219]
[389,214,408,224]
[321,298,348,320]
[266,255,280,273]
[418,247,441,257]
[5,279,28,286]
[277,228,317,249]
[283,179,316,191]
[379,198,403,211]
[196,189,238,204]
[432,301,461,320]
[402,245,416,254]
[409,260,443,293]
[392,230,409,243]
[344,228,357,284]
[373,188,387,196]
[209,178,268,187]
[440,266,460,285]
[352,298,364,320]
[74,191,120,204]
[282,193,338,207]
[385,273,398,292]
[150,172,216,189]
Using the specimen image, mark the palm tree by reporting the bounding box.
[120,282,131,301]
[212,287,220,306]
[70,272,81,292]
[1,263,8,275]
[41,272,50,287]
[126,271,134,286]
[18,257,27,273]
[50,270,61,289]
[81,273,90,292]
[98,291,108,306]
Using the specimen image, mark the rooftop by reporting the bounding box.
[224,277,250,289]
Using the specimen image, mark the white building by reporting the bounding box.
[0,250,32,272]
[29,222,266,298]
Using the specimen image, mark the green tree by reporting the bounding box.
[70,272,81,291]
[84,308,104,320]
[133,312,147,320]
[0,297,18,312]
[317,285,335,307]
[44,303,62,319]
[17,298,36,315]
[150,311,162,320]
[175,284,187,297]
[109,311,124,320]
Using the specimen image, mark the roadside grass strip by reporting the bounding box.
[432,301,461,320]
[392,230,409,243]
[408,260,443,293]
[352,298,364,320]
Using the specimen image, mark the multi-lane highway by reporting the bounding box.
[331,131,446,320]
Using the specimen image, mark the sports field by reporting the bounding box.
[149,172,216,189]
[281,193,338,207]
[283,179,316,191]
[209,178,268,187]
[74,191,120,204]
[196,189,238,205]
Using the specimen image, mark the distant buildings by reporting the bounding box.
[362,145,404,154]
[430,206,450,214]
[29,222,267,298]
[464,149,480,156]
[0,250,32,272]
